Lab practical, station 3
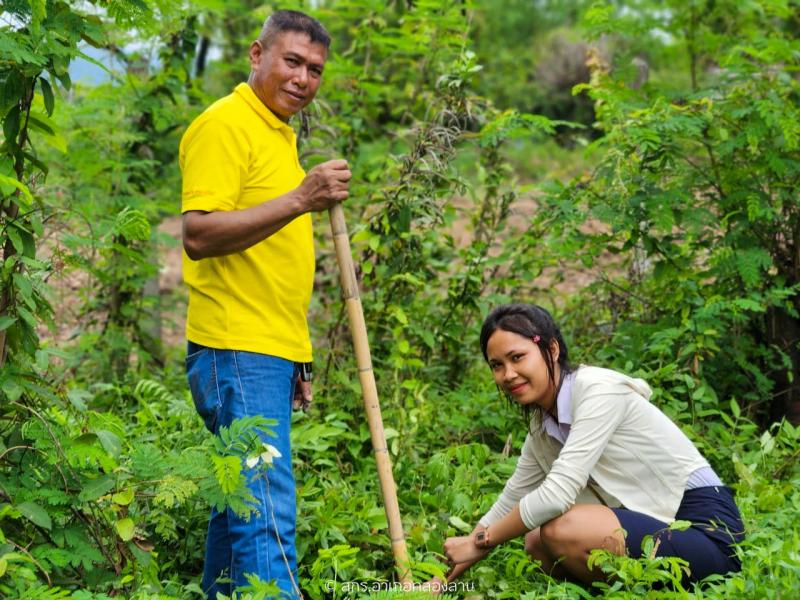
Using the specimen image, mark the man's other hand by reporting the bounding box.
[297,159,351,212]
[293,376,312,412]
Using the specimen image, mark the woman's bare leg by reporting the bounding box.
[538,504,626,584]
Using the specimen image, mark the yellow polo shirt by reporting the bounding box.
[180,83,314,362]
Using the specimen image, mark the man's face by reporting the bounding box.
[248,31,328,121]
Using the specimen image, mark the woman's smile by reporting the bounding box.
[508,381,529,395]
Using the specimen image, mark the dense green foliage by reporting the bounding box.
[1,0,799,598]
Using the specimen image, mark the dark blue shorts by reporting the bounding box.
[611,486,744,582]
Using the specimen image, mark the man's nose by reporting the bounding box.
[293,67,309,88]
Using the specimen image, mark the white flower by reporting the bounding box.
[245,444,281,470]
[259,443,282,465]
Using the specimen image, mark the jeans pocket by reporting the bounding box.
[186,347,221,433]
[186,343,209,362]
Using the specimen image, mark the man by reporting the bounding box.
[180,10,350,598]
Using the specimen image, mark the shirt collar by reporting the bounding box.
[556,371,575,425]
[234,82,294,132]
[542,370,576,432]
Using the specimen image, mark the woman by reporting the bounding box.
[439,303,743,586]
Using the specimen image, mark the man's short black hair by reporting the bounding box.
[259,9,331,49]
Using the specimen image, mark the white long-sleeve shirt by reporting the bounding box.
[479,366,710,530]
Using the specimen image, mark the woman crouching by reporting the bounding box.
[439,303,744,587]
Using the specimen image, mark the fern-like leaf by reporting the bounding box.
[113,206,150,241]
[154,474,199,508]
[134,378,176,405]
[214,415,276,457]
[212,454,242,495]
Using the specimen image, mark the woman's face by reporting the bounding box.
[486,328,560,414]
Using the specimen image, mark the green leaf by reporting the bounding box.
[0,155,14,190]
[96,429,122,457]
[12,273,33,305]
[73,432,99,446]
[23,150,49,177]
[80,475,115,502]
[392,306,409,325]
[0,174,33,208]
[0,35,46,67]
[112,488,135,506]
[27,111,67,152]
[39,78,55,116]
[1,379,23,402]
[669,519,692,531]
[114,518,135,541]
[16,502,52,530]
[114,207,151,241]
[0,316,15,332]
[6,227,24,254]
[66,388,91,412]
[6,221,34,258]
[760,430,775,454]
[56,71,71,91]
[1,71,24,113]
[75,47,113,78]
[351,228,372,243]
[735,248,772,287]
[448,515,471,533]
[26,111,55,136]
[3,105,21,146]
[212,455,242,495]
[396,205,411,233]
[30,0,46,33]
[730,398,740,419]
[154,475,198,508]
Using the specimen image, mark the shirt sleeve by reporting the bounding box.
[479,433,546,527]
[516,380,629,529]
[181,116,247,213]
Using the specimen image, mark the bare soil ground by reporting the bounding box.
[40,217,187,350]
[157,217,186,349]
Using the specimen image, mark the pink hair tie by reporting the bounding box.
[532,335,541,343]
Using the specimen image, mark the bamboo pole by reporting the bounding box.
[328,203,412,585]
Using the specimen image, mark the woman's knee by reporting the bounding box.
[540,513,573,555]
[540,506,625,558]
[524,528,544,558]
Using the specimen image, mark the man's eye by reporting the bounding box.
[286,57,298,65]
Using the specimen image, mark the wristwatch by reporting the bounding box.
[299,362,312,382]
[475,528,491,548]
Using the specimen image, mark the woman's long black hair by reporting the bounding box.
[479,303,573,430]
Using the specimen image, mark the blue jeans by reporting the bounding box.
[186,342,299,599]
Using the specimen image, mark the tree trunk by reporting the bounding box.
[766,305,800,425]
[195,35,210,78]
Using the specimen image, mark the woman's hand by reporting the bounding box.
[432,524,490,592]
[443,533,491,566]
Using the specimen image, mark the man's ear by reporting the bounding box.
[248,40,263,69]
